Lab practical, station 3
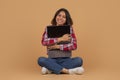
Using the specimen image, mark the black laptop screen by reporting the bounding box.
[47,25,70,38]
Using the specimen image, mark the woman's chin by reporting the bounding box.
[57,24,64,26]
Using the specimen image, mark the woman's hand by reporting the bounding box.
[47,44,60,50]
[58,34,71,42]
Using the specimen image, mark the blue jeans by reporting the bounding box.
[38,57,83,74]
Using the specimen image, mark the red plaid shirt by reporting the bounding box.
[41,26,77,51]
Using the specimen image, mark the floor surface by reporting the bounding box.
[1,66,120,80]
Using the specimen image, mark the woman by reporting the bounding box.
[38,8,84,74]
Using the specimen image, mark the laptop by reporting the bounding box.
[47,25,70,38]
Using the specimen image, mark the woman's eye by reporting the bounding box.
[63,16,66,18]
[58,14,61,17]
[58,14,66,18]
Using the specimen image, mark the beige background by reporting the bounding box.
[0,0,120,80]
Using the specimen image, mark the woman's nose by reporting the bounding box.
[59,16,63,19]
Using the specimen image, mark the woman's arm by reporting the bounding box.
[41,28,58,46]
[59,30,77,51]
[48,27,77,51]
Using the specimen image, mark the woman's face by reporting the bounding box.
[56,11,66,26]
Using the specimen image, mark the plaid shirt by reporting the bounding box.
[41,26,77,51]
